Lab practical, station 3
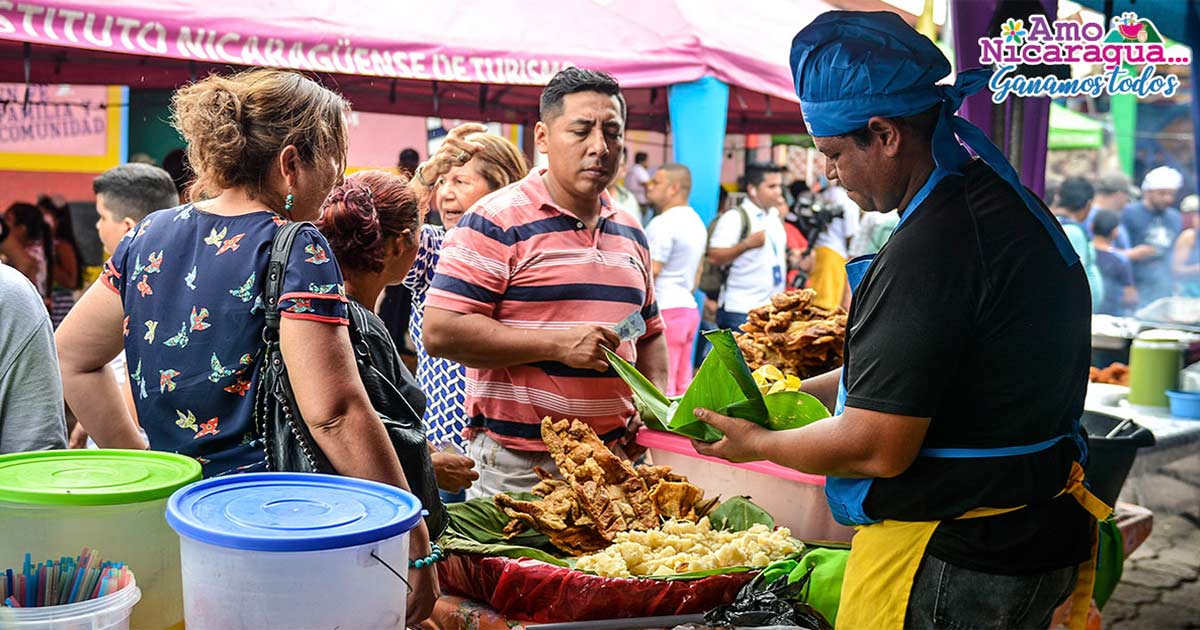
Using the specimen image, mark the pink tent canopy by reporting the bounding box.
[0,0,834,132]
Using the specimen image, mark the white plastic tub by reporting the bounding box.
[638,429,854,542]
[0,580,141,630]
[167,473,423,630]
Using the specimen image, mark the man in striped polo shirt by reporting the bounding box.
[423,68,669,498]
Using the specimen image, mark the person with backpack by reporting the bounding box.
[701,162,788,330]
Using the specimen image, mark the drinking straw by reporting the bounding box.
[2,549,132,608]
[66,561,85,604]
[36,564,45,607]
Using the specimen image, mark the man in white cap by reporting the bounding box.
[1123,166,1184,305]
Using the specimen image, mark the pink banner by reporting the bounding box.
[0,1,696,87]
[0,0,822,102]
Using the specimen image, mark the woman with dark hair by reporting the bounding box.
[38,195,83,327]
[403,124,529,501]
[3,202,52,301]
[318,170,480,496]
[56,68,439,622]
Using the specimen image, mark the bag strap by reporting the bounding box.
[705,203,752,250]
[263,221,309,333]
[345,298,373,359]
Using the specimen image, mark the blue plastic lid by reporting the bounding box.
[166,472,423,552]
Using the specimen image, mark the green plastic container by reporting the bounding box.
[1127,333,1185,408]
[0,450,200,630]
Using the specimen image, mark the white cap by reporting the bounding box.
[1142,166,1184,191]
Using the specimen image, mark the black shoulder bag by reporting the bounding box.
[254,221,447,538]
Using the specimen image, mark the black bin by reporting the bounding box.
[1080,411,1156,506]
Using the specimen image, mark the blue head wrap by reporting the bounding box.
[790,11,1077,265]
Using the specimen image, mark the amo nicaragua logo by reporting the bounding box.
[979,12,1189,103]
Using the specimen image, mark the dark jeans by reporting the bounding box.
[715,307,749,331]
[905,555,1078,629]
[694,308,748,367]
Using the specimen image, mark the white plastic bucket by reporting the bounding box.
[178,533,409,629]
[0,580,141,630]
[167,472,423,630]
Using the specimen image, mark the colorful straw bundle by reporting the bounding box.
[2,549,132,608]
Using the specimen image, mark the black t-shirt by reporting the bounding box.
[844,160,1094,574]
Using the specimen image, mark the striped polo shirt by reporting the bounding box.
[426,168,665,451]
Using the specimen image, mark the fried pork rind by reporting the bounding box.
[494,489,610,555]
[541,417,659,536]
[494,420,713,556]
[735,288,847,378]
[650,481,707,521]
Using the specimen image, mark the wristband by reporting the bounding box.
[409,542,445,569]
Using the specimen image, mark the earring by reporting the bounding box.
[284,191,294,213]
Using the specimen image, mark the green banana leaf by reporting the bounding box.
[606,328,832,442]
[762,390,831,431]
[708,495,776,531]
[439,530,572,567]
[440,494,573,566]
[605,348,672,429]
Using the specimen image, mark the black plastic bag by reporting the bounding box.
[703,566,833,630]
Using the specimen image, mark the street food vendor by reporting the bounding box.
[692,11,1110,630]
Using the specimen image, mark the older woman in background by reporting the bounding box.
[404,125,529,501]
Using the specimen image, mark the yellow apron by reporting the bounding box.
[836,462,1112,630]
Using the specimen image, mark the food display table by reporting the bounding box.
[424,505,1153,630]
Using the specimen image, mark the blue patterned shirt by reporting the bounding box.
[404,225,468,450]
[101,205,348,477]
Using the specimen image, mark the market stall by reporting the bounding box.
[0,0,845,222]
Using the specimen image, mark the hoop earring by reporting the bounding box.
[284,191,294,213]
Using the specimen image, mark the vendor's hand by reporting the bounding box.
[689,408,769,463]
[555,325,620,372]
[741,230,766,250]
[431,451,479,492]
[419,123,489,184]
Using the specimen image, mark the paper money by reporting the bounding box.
[613,311,646,342]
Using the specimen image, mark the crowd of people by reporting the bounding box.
[1047,166,1197,317]
[0,35,1192,626]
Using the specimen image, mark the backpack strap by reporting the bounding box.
[736,203,751,241]
[705,203,753,248]
[263,221,309,334]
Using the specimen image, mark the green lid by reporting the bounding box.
[0,450,202,506]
